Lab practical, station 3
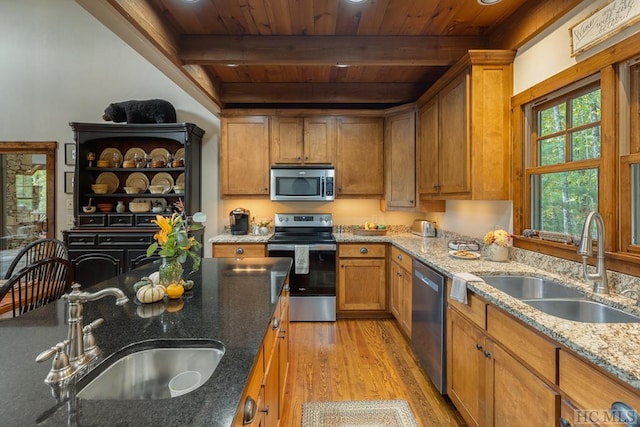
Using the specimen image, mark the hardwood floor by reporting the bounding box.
[280,319,466,426]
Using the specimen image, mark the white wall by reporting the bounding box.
[0,0,220,256]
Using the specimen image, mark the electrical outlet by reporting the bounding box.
[66,199,73,210]
[67,215,75,226]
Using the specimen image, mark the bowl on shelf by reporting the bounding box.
[171,159,184,168]
[123,186,142,194]
[96,159,110,168]
[91,183,109,194]
[83,206,96,213]
[173,185,185,193]
[148,185,165,194]
[96,203,113,213]
[151,159,165,168]
[129,201,151,213]
[122,160,136,168]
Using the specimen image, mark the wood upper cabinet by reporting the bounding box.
[417,50,515,200]
[384,107,416,210]
[336,116,384,197]
[220,116,270,196]
[271,116,336,164]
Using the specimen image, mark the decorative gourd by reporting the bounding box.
[136,283,166,304]
[166,283,185,299]
[133,277,153,293]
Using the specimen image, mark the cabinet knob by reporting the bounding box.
[559,417,571,427]
[260,405,270,415]
[236,248,245,254]
[410,199,414,203]
[360,247,368,254]
[272,316,280,330]
[397,254,403,261]
[304,156,308,160]
[483,350,492,359]
[338,187,342,192]
[475,343,483,351]
[296,156,301,161]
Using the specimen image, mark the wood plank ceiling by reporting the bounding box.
[94,0,583,109]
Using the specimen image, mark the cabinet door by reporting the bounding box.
[221,116,270,196]
[263,342,279,427]
[438,73,471,196]
[338,258,386,311]
[399,268,412,336]
[336,117,384,196]
[69,249,124,287]
[304,116,336,164]
[385,110,416,209]
[127,250,159,271]
[488,340,560,427]
[389,261,402,320]
[277,294,289,420]
[271,117,303,164]
[417,97,440,197]
[447,308,487,427]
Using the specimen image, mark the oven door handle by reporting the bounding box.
[268,243,336,252]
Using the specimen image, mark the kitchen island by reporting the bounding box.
[0,257,292,427]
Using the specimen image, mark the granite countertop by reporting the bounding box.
[210,231,640,391]
[0,257,292,427]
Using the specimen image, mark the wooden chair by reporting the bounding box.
[3,238,69,280]
[0,256,73,318]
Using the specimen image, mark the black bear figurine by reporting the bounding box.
[102,99,177,124]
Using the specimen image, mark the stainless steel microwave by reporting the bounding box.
[270,165,335,201]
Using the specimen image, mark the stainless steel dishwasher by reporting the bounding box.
[411,259,447,394]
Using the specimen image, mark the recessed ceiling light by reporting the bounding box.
[344,0,368,3]
[335,64,349,68]
[477,0,502,4]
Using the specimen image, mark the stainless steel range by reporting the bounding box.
[267,213,336,321]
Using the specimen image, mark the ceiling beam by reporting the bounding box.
[489,0,583,50]
[220,82,424,104]
[180,35,488,66]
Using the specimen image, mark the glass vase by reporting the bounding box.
[159,256,183,287]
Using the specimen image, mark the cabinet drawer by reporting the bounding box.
[78,214,106,227]
[98,234,153,246]
[66,234,98,246]
[446,279,487,329]
[487,305,557,384]
[390,246,413,271]
[136,214,162,227]
[559,350,640,420]
[107,214,134,227]
[213,244,266,258]
[339,243,386,258]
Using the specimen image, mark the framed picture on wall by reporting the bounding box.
[65,143,76,166]
[64,171,74,194]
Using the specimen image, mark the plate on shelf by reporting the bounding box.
[176,172,185,186]
[99,148,122,161]
[449,250,481,260]
[151,172,174,193]
[126,172,149,192]
[174,148,185,161]
[149,148,170,163]
[124,147,146,161]
[96,172,119,194]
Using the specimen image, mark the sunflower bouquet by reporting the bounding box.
[483,229,512,248]
[146,212,202,271]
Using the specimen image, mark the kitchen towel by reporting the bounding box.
[295,245,309,275]
[451,273,485,304]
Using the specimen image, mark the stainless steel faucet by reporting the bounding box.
[577,211,609,294]
[64,283,129,369]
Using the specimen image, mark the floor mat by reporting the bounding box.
[301,399,419,427]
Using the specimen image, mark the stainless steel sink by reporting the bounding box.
[523,299,640,323]
[479,275,585,299]
[76,339,225,400]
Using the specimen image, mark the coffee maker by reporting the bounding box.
[229,208,250,235]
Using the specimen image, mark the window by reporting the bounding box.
[527,83,602,238]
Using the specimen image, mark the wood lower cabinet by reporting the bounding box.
[336,117,384,197]
[447,286,560,427]
[234,285,289,427]
[220,116,270,196]
[389,246,412,337]
[337,243,386,315]
[212,243,267,258]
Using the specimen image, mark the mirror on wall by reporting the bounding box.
[0,142,56,277]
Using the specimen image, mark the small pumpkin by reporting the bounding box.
[136,283,166,304]
[133,277,152,293]
[166,283,185,299]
